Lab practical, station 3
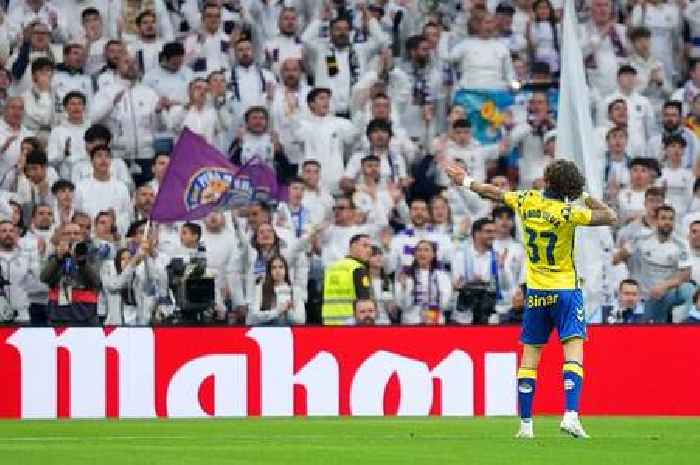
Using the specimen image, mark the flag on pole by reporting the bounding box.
[556,0,614,320]
[151,128,285,222]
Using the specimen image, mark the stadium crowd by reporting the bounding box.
[0,0,699,326]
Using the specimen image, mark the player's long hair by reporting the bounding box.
[543,159,585,202]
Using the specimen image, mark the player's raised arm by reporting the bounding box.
[445,163,505,202]
[582,193,618,226]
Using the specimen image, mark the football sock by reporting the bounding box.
[563,360,584,412]
[517,367,537,421]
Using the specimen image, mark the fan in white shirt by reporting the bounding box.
[163,77,231,147]
[659,135,695,220]
[148,152,170,195]
[285,87,357,193]
[601,126,632,203]
[73,145,131,236]
[0,97,35,191]
[47,90,90,179]
[15,148,58,208]
[183,3,232,77]
[617,158,658,225]
[263,7,304,78]
[300,159,334,226]
[350,154,397,228]
[126,11,166,76]
[595,65,655,149]
[269,58,312,163]
[342,119,408,191]
[448,12,515,90]
[73,8,108,76]
[594,98,647,159]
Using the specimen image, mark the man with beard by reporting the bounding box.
[302,6,388,118]
[95,40,125,90]
[263,7,304,78]
[228,36,276,127]
[127,10,166,75]
[268,58,311,164]
[15,203,53,326]
[89,53,166,185]
[350,299,378,326]
[0,220,33,323]
[614,205,694,323]
[132,184,155,222]
[397,34,441,141]
[646,100,699,168]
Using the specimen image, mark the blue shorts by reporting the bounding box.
[521,289,587,345]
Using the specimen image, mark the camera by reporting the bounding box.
[72,241,90,260]
[166,246,216,321]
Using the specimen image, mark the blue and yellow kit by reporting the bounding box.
[503,190,593,344]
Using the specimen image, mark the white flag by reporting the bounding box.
[556,0,613,320]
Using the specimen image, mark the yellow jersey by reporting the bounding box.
[503,190,592,290]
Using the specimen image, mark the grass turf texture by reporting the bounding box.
[0,417,698,465]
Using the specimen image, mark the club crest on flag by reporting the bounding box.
[185,167,235,210]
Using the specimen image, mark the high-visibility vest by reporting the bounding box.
[322,257,365,325]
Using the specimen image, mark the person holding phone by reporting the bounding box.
[246,254,306,326]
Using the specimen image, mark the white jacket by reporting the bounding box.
[0,247,34,322]
[47,119,91,179]
[51,66,94,117]
[100,256,169,326]
[245,282,306,326]
[302,18,389,114]
[89,77,163,160]
[285,112,358,193]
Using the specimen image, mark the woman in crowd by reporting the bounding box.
[395,240,452,325]
[526,0,561,76]
[246,255,305,326]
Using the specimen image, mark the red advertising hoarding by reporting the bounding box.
[0,326,698,419]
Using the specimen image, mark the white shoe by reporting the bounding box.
[560,412,590,438]
[515,421,534,439]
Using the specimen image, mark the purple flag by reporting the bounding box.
[151,128,285,222]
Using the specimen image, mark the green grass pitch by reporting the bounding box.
[1,417,698,465]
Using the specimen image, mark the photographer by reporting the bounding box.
[452,218,514,325]
[0,220,33,323]
[40,222,101,325]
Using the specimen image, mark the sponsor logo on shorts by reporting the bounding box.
[518,382,533,394]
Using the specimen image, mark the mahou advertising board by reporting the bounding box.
[0,326,698,419]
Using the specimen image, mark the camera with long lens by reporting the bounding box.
[72,241,91,261]
[166,245,215,322]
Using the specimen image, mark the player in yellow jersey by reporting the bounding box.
[446,160,617,439]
